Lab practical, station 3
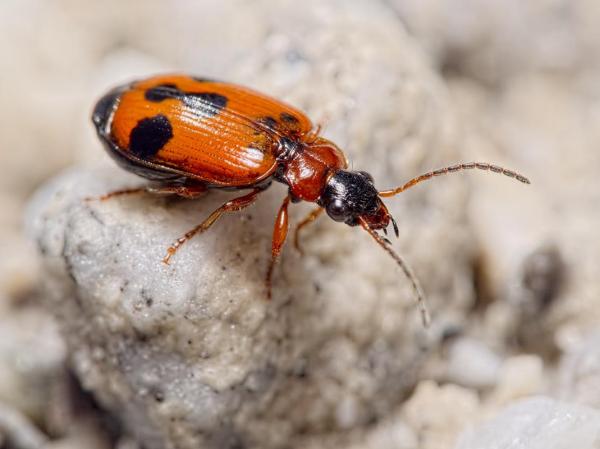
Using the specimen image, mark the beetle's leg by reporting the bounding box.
[266,195,292,299]
[87,183,207,202]
[293,206,324,254]
[85,187,147,202]
[147,183,208,199]
[163,187,264,264]
[305,123,323,144]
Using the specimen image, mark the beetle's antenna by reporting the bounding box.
[358,217,431,327]
[378,162,530,198]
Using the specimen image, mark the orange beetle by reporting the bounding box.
[93,74,530,324]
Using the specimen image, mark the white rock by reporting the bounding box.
[0,402,49,449]
[445,337,502,389]
[455,396,600,449]
[557,332,600,408]
[345,419,418,449]
[0,309,65,419]
[489,355,544,405]
[402,380,480,449]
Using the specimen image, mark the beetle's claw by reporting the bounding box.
[391,216,399,238]
[162,248,176,265]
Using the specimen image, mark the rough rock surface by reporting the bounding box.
[26,1,478,448]
[558,333,600,408]
[455,397,600,449]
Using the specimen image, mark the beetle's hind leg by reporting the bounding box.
[163,187,265,264]
[86,183,208,202]
[146,184,208,199]
[85,187,148,202]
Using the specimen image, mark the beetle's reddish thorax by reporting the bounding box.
[283,137,348,202]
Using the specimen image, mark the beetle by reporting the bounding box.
[92,74,530,325]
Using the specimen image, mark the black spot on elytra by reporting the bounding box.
[129,114,173,159]
[145,83,179,102]
[280,112,299,125]
[144,85,228,118]
[183,92,228,117]
[258,116,278,130]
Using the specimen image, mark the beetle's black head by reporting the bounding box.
[319,169,393,231]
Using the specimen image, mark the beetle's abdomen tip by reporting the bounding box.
[92,84,130,134]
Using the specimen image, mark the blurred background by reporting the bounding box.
[1,1,600,448]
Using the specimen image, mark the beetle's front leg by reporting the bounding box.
[293,206,324,254]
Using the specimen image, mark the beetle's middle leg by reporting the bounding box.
[163,187,264,264]
[265,195,292,299]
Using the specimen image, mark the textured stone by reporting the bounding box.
[401,380,480,449]
[488,355,545,405]
[455,397,600,449]
[0,309,65,420]
[557,332,600,408]
[445,337,502,389]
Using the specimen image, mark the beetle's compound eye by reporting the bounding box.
[326,199,350,222]
[357,171,374,183]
